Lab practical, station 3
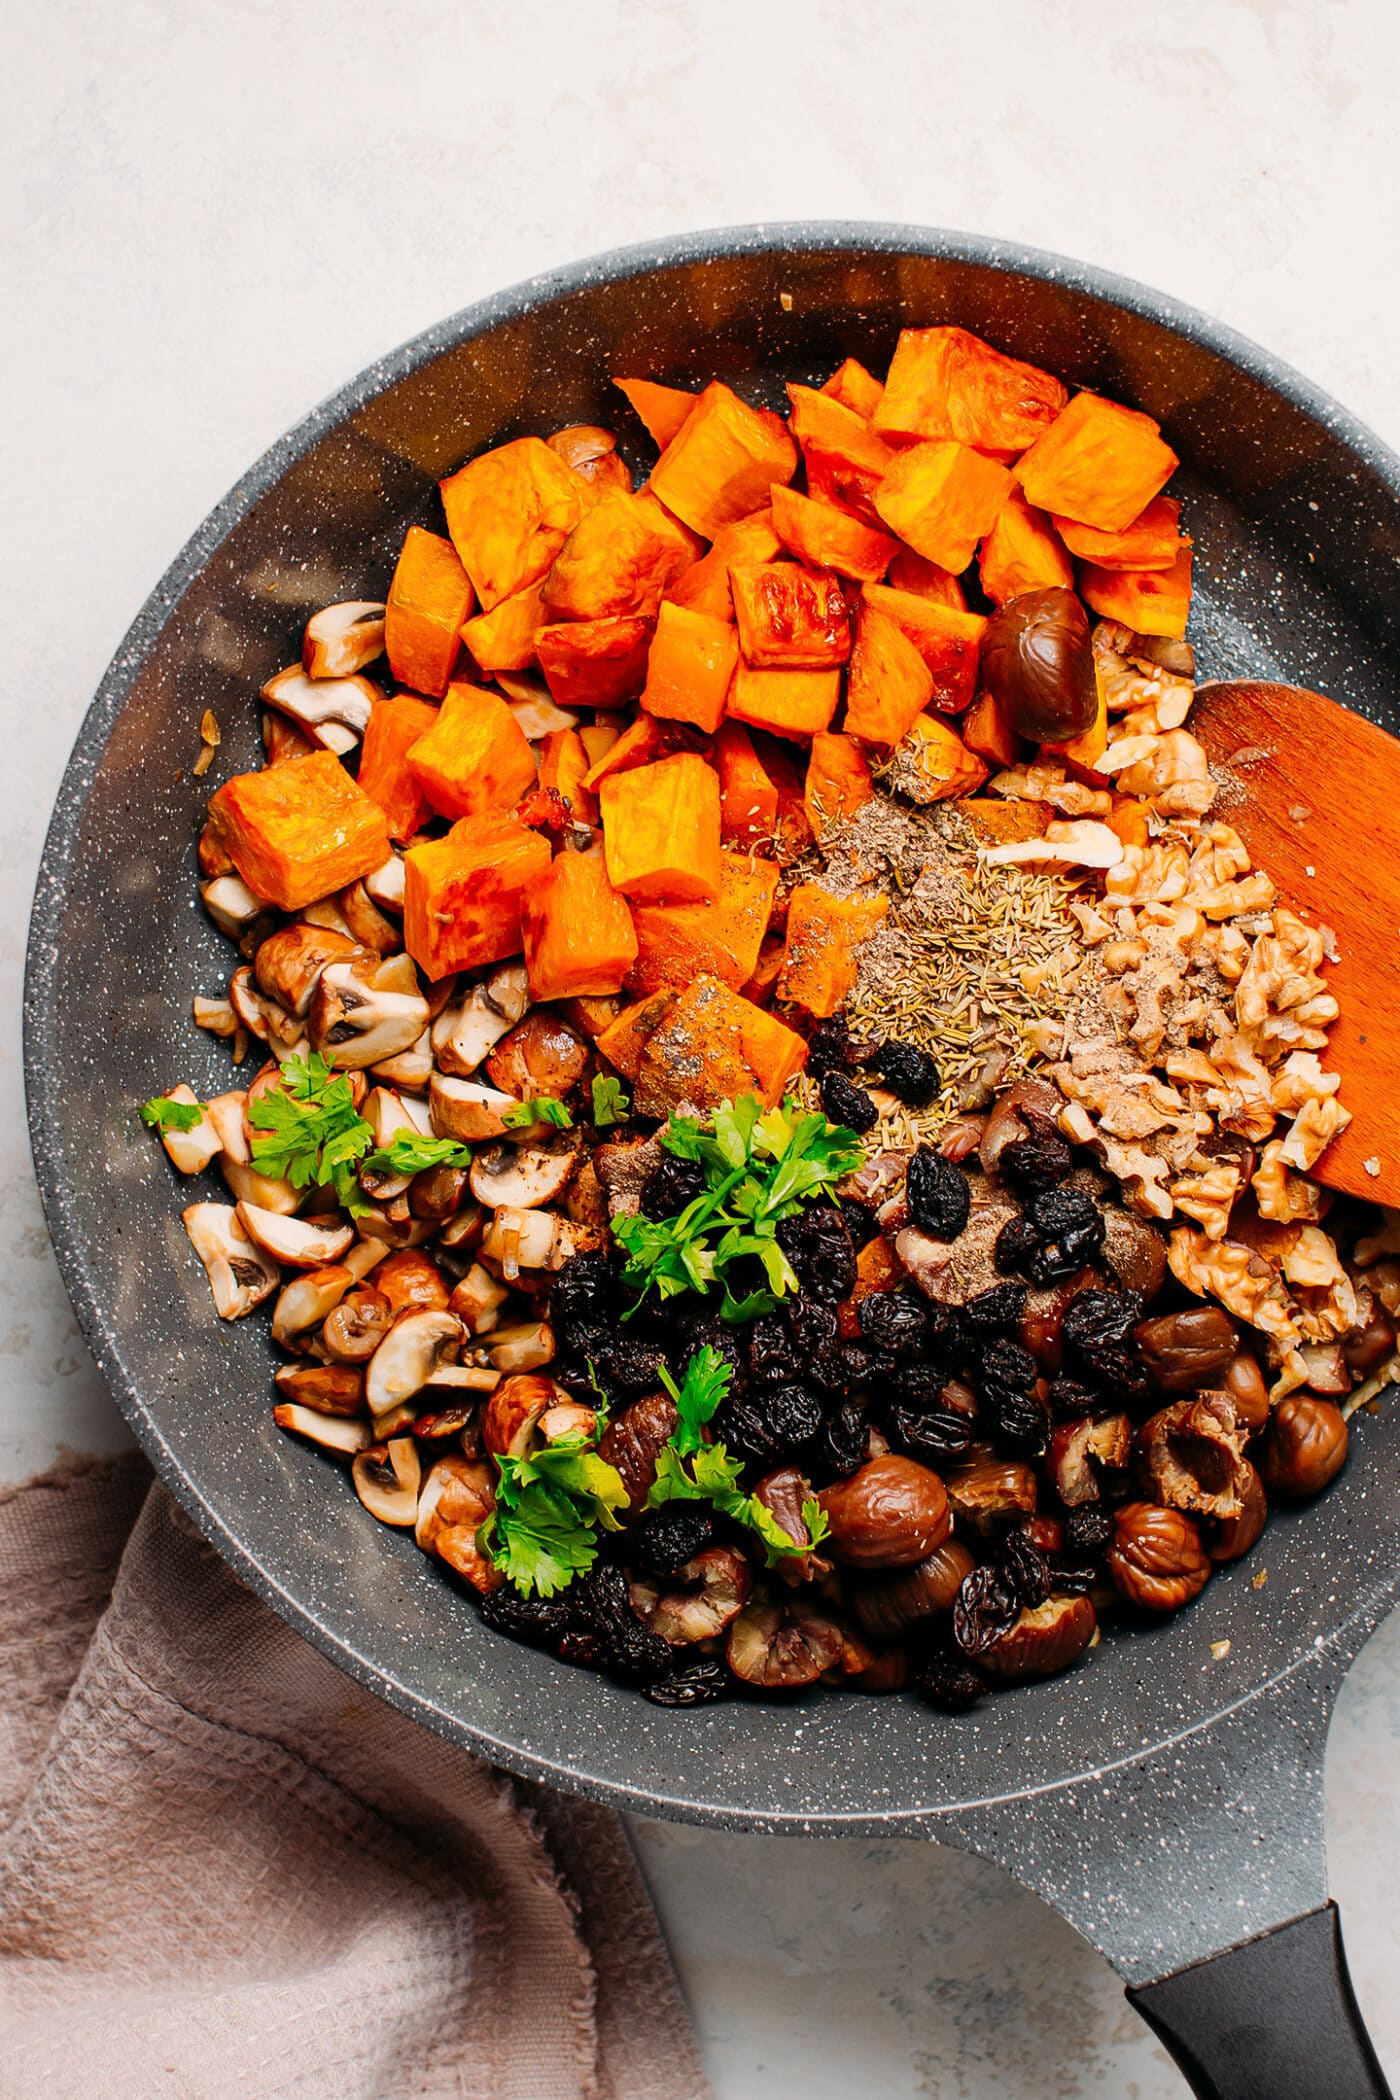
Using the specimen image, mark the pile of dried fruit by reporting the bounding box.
[139,323,1398,1708]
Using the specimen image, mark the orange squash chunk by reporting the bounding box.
[1079,542,1193,638]
[874,326,1068,454]
[756,733,817,862]
[460,583,544,673]
[778,884,889,1019]
[978,490,1074,606]
[769,484,897,583]
[838,1233,905,1337]
[356,692,439,842]
[206,752,391,914]
[628,851,778,995]
[1015,392,1178,533]
[786,384,895,525]
[439,437,584,610]
[961,691,1021,771]
[715,720,779,848]
[898,715,988,801]
[649,381,797,537]
[541,487,696,621]
[874,440,1013,573]
[600,750,723,904]
[742,932,786,1007]
[582,712,671,792]
[408,682,537,821]
[536,616,653,708]
[843,605,934,745]
[403,811,551,980]
[613,377,699,451]
[634,975,808,1117]
[860,584,985,714]
[726,663,840,741]
[595,990,677,1081]
[665,508,783,622]
[522,848,637,1001]
[1054,494,1183,571]
[642,602,740,734]
[538,727,598,825]
[821,357,885,420]
[804,732,874,835]
[384,527,474,698]
[886,548,968,609]
[730,564,852,670]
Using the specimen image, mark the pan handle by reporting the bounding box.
[1128,1901,1391,2100]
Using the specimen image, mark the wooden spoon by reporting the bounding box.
[1193,679,1400,1201]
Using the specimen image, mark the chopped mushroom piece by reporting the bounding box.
[271,1262,357,1350]
[482,1372,558,1458]
[370,1029,435,1092]
[236,1203,356,1269]
[336,879,402,955]
[182,1202,280,1318]
[303,599,387,679]
[193,994,240,1040]
[230,965,304,1053]
[414,1455,499,1592]
[364,853,407,913]
[487,1319,556,1373]
[431,963,531,1077]
[447,1262,510,1335]
[205,1090,301,1214]
[364,1307,464,1417]
[273,1362,365,1414]
[201,874,273,941]
[429,1072,525,1143]
[351,1435,422,1525]
[260,664,377,755]
[153,1085,222,1175]
[468,1133,581,1211]
[308,951,430,1069]
[272,1403,371,1456]
[254,923,359,1016]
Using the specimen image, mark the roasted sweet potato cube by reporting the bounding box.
[356,692,439,842]
[730,564,852,670]
[1015,392,1178,532]
[715,721,779,848]
[595,991,677,1080]
[633,975,808,1116]
[641,601,740,734]
[860,584,986,713]
[627,850,778,995]
[821,358,885,420]
[886,548,968,609]
[742,932,786,1007]
[786,384,895,525]
[582,712,670,791]
[460,584,544,673]
[403,811,551,979]
[769,484,897,584]
[843,605,934,746]
[600,750,723,904]
[665,508,783,622]
[777,884,889,1019]
[206,752,392,914]
[408,682,537,821]
[978,490,1074,606]
[1055,494,1183,571]
[613,377,699,450]
[440,437,584,610]
[649,381,797,537]
[874,326,1068,454]
[726,663,840,742]
[960,799,1054,845]
[838,1233,904,1336]
[538,727,598,825]
[1079,543,1193,638]
[522,847,637,1000]
[384,527,473,698]
[541,488,696,621]
[896,715,989,802]
[536,616,653,708]
[961,691,1022,771]
[756,733,817,863]
[875,440,1013,573]
[804,732,874,835]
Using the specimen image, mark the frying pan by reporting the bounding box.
[23,224,1400,2099]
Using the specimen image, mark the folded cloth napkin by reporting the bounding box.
[0,1456,709,2100]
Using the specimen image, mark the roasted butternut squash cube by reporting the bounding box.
[538,727,598,825]
[978,489,1074,606]
[821,357,885,419]
[460,584,544,674]
[1014,392,1178,533]
[642,601,740,733]
[1054,494,1183,571]
[726,662,840,741]
[613,377,699,451]
[582,711,670,792]
[786,384,895,525]
[440,437,584,610]
[896,715,989,802]
[595,990,677,1081]
[403,811,551,979]
[874,440,1014,574]
[600,750,723,904]
[1079,542,1193,638]
[649,381,797,537]
[886,548,968,609]
[536,616,653,709]
[769,484,897,584]
[874,326,1068,454]
[715,720,779,848]
[522,847,637,1001]
[541,488,696,621]
[804,732,874,835]
[408,681,537,821]
[959,799,1054,846]
[838,1233,904,1336]
[384,527,474,698]
[843,605,934,745]
[860,583,986,713]
[628,850,778,995]
[206,752,391,913]
[742,932,786,1007]
[756,732,817,863]
[356,692,439,842]
[665,508,783,622]
[730,563,852,670]
[961,690,1022,771]
[633,975,808,1116]
[778,884,889,1019]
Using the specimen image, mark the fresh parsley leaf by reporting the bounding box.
[644,1348,830,1566]
[657,1344,732,1458]
[591,1073,631,1128]
[502,1096,573,1131]
[484,1414,628,1597]
[247,1052,373,1209]
[362,1132,472,1177]
[140,1094,202,1135]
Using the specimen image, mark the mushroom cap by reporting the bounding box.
[351,1436,422,1526]
[236,1202,356,1269]
[363,1307,463,1416]
[181,1202,280,1319]
[469,1132,580,1211]
[302,599,386,680]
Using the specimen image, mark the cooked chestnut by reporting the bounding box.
[726,1599,845,1688]
[1343,1309,1398,1381]
[943,1448,1039,1535]
[1133,1307,1238,1394]
[1260,1394,1348,1501]
[629,1546,752,1644]
[1047,1412,1131,1506]
[980,587,1097,742]
[1136,1391,1249,1521]
[1222,1349,1270,1433]
[852,1538,975,1641]
[1204,1460,1267,1562]
[598,1391,679,1519]
[981,1593,1097,1681]
[1099,1210,1169,1300]
[817,1455,950,1569]
[1106,1501,1212,1612]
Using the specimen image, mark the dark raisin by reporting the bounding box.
[996,1187,1105,1285]
[915,1650,986,1712]
[645,1657,734,1706]
[1063,1505,1114,1556]
[924,1305,967,1367]
[998,1129,1073,1194]
[964,1283,1029,1336]
[550,1249,619,1337]
[858,1289,928,1358]
[784,1293,846,1392]
[819,1069,879,1133]
[1060,1289,1150,1402]
[994,1215,1041,1275]
[716,1383,823,1466]
[876,1040,941,1107]
[984,1383,1049,1456]
[952,1564,1020,1657]
[905,1147,971,1238]
[977,1335,1039,1397]
[890,1402,974,1466]
[639,1156,706,1220]
[838,1340,882,1389]
[1046,1375,1100,1420]
[578,1564,673,1685]
[480,1588,578,1648]
[670,1311,749,1389]
[813,1399,871,1480]
[889,1358,947,1411]
[747,1313,800,1387]
[634,1504,717,1577]
[556,1627,607,1670]
[599,1334,666,1394]
[999,1528,1053,1610]
[806,1016,861,1077]
[777,1204,858,1303]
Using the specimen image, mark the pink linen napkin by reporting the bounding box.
[0,1456,709,2100]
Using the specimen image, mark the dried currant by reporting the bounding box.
[819,1068,879,1134]
[806,1015,865,1077]
[639,1155,706,1220]
[977,1337,1049,1456]
[598,1334,667,1394]
[858,1289,928,1358]
[579,1564,673,1685]
[644,1657,734,1707]
[915,1650,987,1713]
[889,1358,948,1411]
[890,1402,975,1467]
[777,1205,858,1303]
[1060,1289,1151,1403]
[716,1383,824,1466]
[1063,1505,1115,1556]
[1046,1375,1100,1421]
[997,1186,1105,1285]
[480,1588,578,1649]
[999,1527,1053,1610]
[813,1400,871,1480]
[875,1040,941,1107]
[905,1146,972,1238]
[747,1313,801,1387]
[634,1504,717,1578]
[952,1563,1020,1657]
[963,1282,1029,1337]
[550,1249,619,1338]
[998,1128,1073,1194]
[784,1292,846,1391]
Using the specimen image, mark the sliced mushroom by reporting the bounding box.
[726,1599,845,1689]
[332,879,401,955]
[272,1402,371,1456]
[488,1319,556,1373]
[432,964,531,1077]
[260,664,377,755]
[630,1546,753,1644]
[469,1133,581,1211]
[364,1307,463,1417]
[364,854,406,913]
[351,1435,421,1526]
[230,965,304,1053]
[485,1009,590,1100]
[303,600,387,680]
[538,1400,596,1443]
[271,1262,357,1350]
[362,1084,434,1146]
[417,1363,501,1397]
[355,1201,437,1250]
[502,687,580,741]
[429,1072,523,1143]
[202,873,273,941]
[308,952,429,1069]
[262,709,319,765]
[193,994,240,1040]
[414,1455,499,1591]
[203,1088,299,1215]
[236,1202,356,1268]
[320,1286,394,1363]
[408,1162,469,1223]
[272,1361,364,1414]
[370,1028,435,1092]
[151,1085,222,1175]
[298,894,356,938]
[254,923,359,1016]
[375,1247,451,1313]
[182,1202,280,1318]
[447,1262,509,1335]
[437,1204,486,1255]
[480,1207,564,1277]
[482,1372,558,1458]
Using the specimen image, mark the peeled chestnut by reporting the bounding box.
[1133,1307,1238,1394]
[1204,1460,1268,1562]
[1342,1310,1398,1381]
[1261,1394,1348,1500]
[817,1454,950,1569]
[1106,1501,1212,1612]
[981,1593,1097,1682]
[980,586,1097,743]
[943,1448,1039,1535]
[852,1537,975,1641]
[726,1599,844,1688]
[1222,1349,1270,1433]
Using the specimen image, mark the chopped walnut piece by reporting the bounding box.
[1104,840,1189,909]
[1252,1141,1324,1224]
[1092,621,1195,730]
[1271,1052,1341,1115]
[1280,1225,1345,1291]
[1277,1095,1351,1172]
[1114,730,1216,817]
[1168,1228,1301,1348]
[1169,1163,1241,1241]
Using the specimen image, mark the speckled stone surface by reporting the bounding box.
[10,7,1400,2092]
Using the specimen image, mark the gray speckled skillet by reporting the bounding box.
[24,225,1400,2099]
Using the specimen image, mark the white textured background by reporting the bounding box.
[9,2,1400,2092]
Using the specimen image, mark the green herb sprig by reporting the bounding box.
[481,1414,627,1597]
[362,1131,473,1178]
[140,1094,203,1135]
[648,1347,830,1567]
[247,1052,374,1210]
[590,1074,631,1128]
[502,1096,573,1132]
